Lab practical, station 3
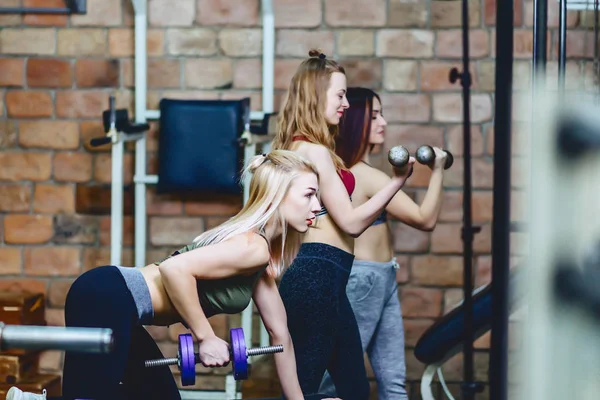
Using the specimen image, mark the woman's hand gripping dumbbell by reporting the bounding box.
[387,145,416,179]
[415,145,454,170]
[144,327,283,386]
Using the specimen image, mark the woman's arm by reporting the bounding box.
[159,232,270,341]
[360,163,444,231]
[252,274,304,400]
[301,143,413,237]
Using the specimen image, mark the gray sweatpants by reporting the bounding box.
[318,258,408,400]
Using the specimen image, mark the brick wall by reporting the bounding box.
[0,0,595,397]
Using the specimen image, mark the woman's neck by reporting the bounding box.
[262,220,281,244]
[361,151,371,165]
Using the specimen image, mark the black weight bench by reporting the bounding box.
[414,266,527,400]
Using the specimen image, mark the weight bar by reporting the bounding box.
[0,322,114,354]
[144,327,283,386]
[416,145,454,169]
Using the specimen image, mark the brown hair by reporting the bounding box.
[335,87,381,168]
[273,49,347,170]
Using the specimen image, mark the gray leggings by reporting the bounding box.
[319,258,408,400]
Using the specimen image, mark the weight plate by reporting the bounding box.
[179,333,196,386]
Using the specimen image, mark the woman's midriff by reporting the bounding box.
[139,264,181,326]
[303,214,354,254]
[353,223,394,263]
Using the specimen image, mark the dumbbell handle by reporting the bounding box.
[144,344,283,368]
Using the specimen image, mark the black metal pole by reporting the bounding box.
[558,0,567,96]
[449,0,482,399]
[532,0,548,83]
[489,0,514,399]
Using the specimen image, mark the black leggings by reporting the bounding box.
[62,266,180,400]
[279,243,370,400]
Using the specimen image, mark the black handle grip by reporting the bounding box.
[90,137,112,147]
[109,96,116,129]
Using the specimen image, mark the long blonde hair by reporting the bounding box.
[273,49,347,171]
[192,150,318,278]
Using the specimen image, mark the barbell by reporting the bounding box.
[144,327,283,386]
[0,322,114,354]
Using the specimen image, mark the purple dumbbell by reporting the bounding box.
[144,327,283,386]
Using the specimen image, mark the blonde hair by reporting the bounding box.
[192,150,318,278]
[273,49,347,170]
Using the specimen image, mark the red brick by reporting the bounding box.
[0,120,17,148]
[484,0,523,27]
[384,125,444,158]
[48,279,75,307]
[83,247,109,271]
[99,216,134,246]
[75,59,120,88]
[45,308,65,326]
[196,0,259,26]
[376,30,434,58]
[443,288,464,313]
[344,59,383,89]
[71,0,122,27]
[474,224,492,253]
[53,152,93,183]
[412,255,464,286]
[0,152,52,181]
[391,223,430,253]
[446,124,484,157]
[431,0,481,28]
[0,58,24,87]
[109,28,165,57]
[325,0,386,27]
[275,30,334,57]
[24,247,81,276]
[19,120,79,150]
[0,183,31,212]
[233,59,261,89]
[56,91,107,118]
[473,191,494,223]
[377,94,431,123]
[33,183,75,214]
[93,153,134,184]
[420,61,477,91]
[148,59,181,89]
[401,287,443,318]
[0,278,47,295]
[4,215,54,244]
[39,351,63,373]
[274,59,303,90]
[274,0,322,28]
[441,352,489,382]
[405,350,426,380]
[183,196,243,216]
[0,28,56,55]
[184,59,233,89]
[147,188,184,215]
[23,0,68,26]
[403,319,434,347]
[53,214,99,245]
[57,29,106,56]
[389,0,428,27]
[436,30,490,59]
[27,58,73,88]
[433,94,493,123]
[0,247,21,275]
[430,223,463,254]
[149,216,205,246]
[5,91,53,118]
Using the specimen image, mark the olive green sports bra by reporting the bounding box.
[153,232,268,318]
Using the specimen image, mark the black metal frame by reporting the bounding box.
[0,0,86,14]
[449,1,483,399]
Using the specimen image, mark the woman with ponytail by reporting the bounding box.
[53,150,328,400]
[273,50,415,399]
